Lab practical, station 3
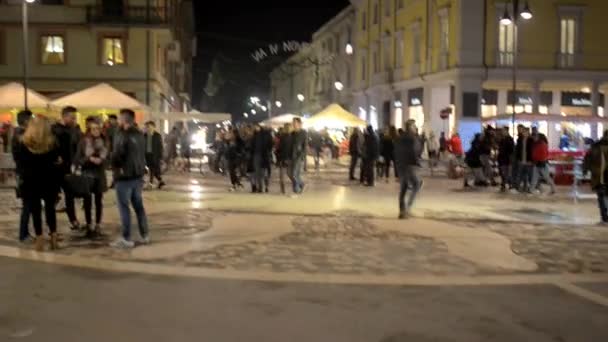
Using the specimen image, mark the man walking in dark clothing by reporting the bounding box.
[110,109,149,249]
[348,129,362,181]
[12,110,33,242]
[144,121,165,189]
[395,120,422,219]
[276,124,294,194]
[497,127,515,192]
[251,125,273,193]
[361,125,379,186]
[52,106,80,230]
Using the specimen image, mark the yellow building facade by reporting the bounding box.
[352,0,608,149]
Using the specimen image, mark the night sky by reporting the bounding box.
[192,0,350,118]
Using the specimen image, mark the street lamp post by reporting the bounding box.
[501,0,532,136]
[22,0,35,109]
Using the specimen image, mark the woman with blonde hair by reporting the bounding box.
[14,116,61,251]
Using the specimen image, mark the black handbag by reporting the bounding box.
[64,172,93,198]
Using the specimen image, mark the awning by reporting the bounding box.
[260,114,302,128]
[304,104,366,130]
[49,83,146,110]
[0,82,50,109]
[148,111,231,123]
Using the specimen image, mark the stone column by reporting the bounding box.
[591,81,600,117]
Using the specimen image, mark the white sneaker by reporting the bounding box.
[141,236,151,245]
[110,238,135,249]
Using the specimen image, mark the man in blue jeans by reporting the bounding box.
[110,109,149,249]
[394,120,422,219]
[290,117,307,194]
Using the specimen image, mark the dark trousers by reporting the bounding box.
[227,160,241,187]
[597,185,608,223]
[253,154,267,191]
[349,154,359,180]
[60,177,77,224]
[146,154,163,183]
[83,192,103,226]
[19,198,31,241]
[382,157,393,179]
[361,158,375,186]
[25,193,57,236]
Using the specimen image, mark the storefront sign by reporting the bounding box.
[561,92,591,107]
[408,88,424,107]
[507,91,533,106]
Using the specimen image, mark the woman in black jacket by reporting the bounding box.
[14,116,61,251]
[74,119,108,237]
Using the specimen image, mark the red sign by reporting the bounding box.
[439,107,452,120]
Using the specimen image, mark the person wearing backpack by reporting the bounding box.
[584,130,608,224]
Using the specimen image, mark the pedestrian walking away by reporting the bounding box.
[110,109,149,249]
[290,118,307,194]
[144,121,166,189]
[394,120,422,219]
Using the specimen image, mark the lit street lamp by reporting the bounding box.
[22,0,35,109]
[334,81,344,91]
[297,94,305,102]
[345,43,354,56]
[275,101,282,108]
[501,0,533,135]
[251,109,256,115]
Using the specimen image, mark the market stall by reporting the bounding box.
[260,114,302,129]
[49,83,147,128]
[0,82,50,124]
[305,104,366,131]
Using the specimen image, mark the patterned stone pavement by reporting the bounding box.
[0,168,607,280]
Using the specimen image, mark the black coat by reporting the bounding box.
[252,129,273,168]
[363,131,379,161]
[515,136,534,163]
[497,136,515,166]
[11,126,26,174]
[276,132,293,163]
[394,133,420,171]
[14,143,61,198]
[112,127,146,181]
[349,133,360,155]
[52,122,80,175]
[292,130,308,161]
[380,136,394,159]
[144,131,164,161]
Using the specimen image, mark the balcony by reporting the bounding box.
[86,5,169,26]
[497,51,514,67]
[557,52,581,69]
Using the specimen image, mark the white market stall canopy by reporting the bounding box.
[0,82,50,108]
[148,111,231,123]
[261,114,302,128]
[49,83,146,110]
[304,104,366,130]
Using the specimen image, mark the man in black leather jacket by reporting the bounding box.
[110,109,149,249]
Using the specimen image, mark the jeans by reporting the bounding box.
[480,154,494,182]
[25,192,57,236]
[115,179,148,241]
[314,148,322,170]
[19,198,31,241]
[597,186,608,222]
[290,157,304,193]
[517,163,533,192]
[530,163,556,193]
[398,166,421,212]
[349,154,359,180]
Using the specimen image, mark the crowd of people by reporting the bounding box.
[9,107,153,251]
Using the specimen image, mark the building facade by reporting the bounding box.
[270,5,356,117]
[0,0,194,113]
[351,0,608,149]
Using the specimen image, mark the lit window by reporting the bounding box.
[498,22,516,66]
[102,37,125,66]
[560,18,577,67]
[41,35,64,65]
